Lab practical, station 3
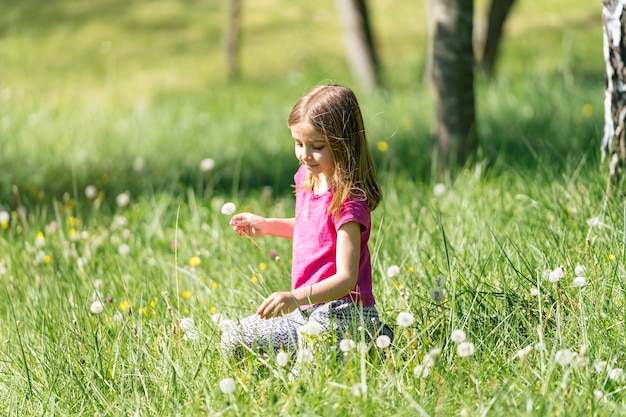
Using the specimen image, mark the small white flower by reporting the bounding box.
[387,265,400,278]
[375,335,391,349]
[587,216,600,227]
[219,377,236,394]
[572,276,586,287]
[413,364,431,378]
[0,211,9,224]
[427,347,442,358]
[351,383,366,398]
[0,263,6,275]
[433,183,446,196]
[180,317,195,332]
[396,311,414,328]
[530,287,540,297]
[339,338,356,352]
[594,360,610,373]
[298,320,323,338]
[220,202,236,215]
[515,345,533,362]
[296,348,313,363]
[90,300,104,314]
[85,185,98,199]
[555,349,573,366]
[609,368,624,382]
[574,265,586,276]
[594,390,603,401]
[118,243,130,256]
[116,192,130,208]
[456,341,475,358]
[199,158,216,172]
[548,267,565,283]
[423,354,436,368]
[450,329,466,344]
[276,351,289,367]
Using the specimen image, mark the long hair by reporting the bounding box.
[288,85,382,216]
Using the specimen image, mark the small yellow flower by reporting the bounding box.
[377,141,389,152]
[396,282,404,289]
[189,256,201,267]
[119,301,130,311]
[43,255,51,264]
[36,231,44,239]
[259,262,267,271]
[69,229,77,239]
[141,307,147,316]
[199,275,206,282]
[210,307,217,314]
[150,301,156,309]
[426,338,431,345]
[69,216,78,226]
[582,103,593,117]
[1,221,8,230]
[608,254,616,261]
[407,266,414,273]
[182,291,191,299]
[250,276,258,284]
[211,282,218,289]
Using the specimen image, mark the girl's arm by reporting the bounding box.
[230,213,295,239]
[256,221,360,319]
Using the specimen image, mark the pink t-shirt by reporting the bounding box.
[291,165,376,307]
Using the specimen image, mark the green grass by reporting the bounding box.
[1,0,623,415]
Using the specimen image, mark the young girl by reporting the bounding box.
[222,85,387,357]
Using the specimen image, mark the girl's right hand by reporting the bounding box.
[230,213,267,237]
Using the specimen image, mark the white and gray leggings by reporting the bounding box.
[221,299,382,356]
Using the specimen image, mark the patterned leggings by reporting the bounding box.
[221,299,381,356]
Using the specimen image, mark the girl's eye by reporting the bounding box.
[312,145,324,150]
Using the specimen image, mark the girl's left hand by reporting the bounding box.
[257,292,299,319]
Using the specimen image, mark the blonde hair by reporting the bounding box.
[288,85,382,216]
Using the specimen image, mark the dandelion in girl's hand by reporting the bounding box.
[219,377,236,394]
[450,329,466,344]
[276,350,289,367]
[376,335,391,349]
[396,311,414,328]
[199,158,215,172]
[572,276,586,288]
[90,300,104,314]
[387,265,400,278]
[555,349,573,366]
[340,338,356,352]
[456,341,475,358]
[574,265,586,276]
[220,202,236,215]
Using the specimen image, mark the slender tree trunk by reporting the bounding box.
[225,0,241,81]
[480,0,516,78]
[431,0,477,170]
[335,0,381,91]
[602,0,626,178]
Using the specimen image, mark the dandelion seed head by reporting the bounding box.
[609,368,625,382]
[0,211,10,224]
[433,183,446,196]
[396,311,414,328]
[375,335,391,349]
[530,287,540,297]
[199,158,215,172]
[180,317,195,332]
[574,265,586,276]
[548,266,565,283]
[387,265,400,278]
[219,377,236,394]
[298,320,323,338]
[90,300,104,314]
[515,345,533,361]
[413,364,431,378]
[220,202,236,215]
[351,383,367,398]
[340,338,356,352]
[116,192,130,208]
[587,216,600,227]
[572,276,586,288]
[594,360,610,373]
[296,348,314,364]
[118,243,130,256]
[450,329,466,344]
[85,185,97,199]
[555,349,573,366]
[456,342,475,358]
[276,351,289,367]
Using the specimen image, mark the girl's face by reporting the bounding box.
[290,121,335,183]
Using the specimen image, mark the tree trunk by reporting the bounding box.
[431,0,477,170]
[480,0,516,78]
[601,0,626,178]
[225,0,241,81]
[335,0,381,92]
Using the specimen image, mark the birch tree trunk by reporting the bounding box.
[431,0,477,170]
[225,0,241,81]
[335,0,380,92]
[602,0,626,178]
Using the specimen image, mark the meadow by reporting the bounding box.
[1,0,624,415]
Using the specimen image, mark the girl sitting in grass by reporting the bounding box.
[222,84,390,358]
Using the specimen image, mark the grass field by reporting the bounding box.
[2,0,624,416]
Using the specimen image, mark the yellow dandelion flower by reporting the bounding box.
[182,291,191,299]
[377,141,389,152]
[211,282,218,289]
[119,301,130,311]
[396,282,404,289]
[69,229,77,239]
[36,231,44,239]
[250,276,258,284]
[582,103,593,116]
[259,262,267,271]
[1,221,8,230]
[43,255,51,264]
[141,307,147,316]
[184,308,189,315]
[407,266,414,273]
[69,216,78,226]
[199,275,206,282]
[189,256,201,267]
[608,253,616,261]
[150,301,156,309]
[426,338,431,345]
[210,307,217,314]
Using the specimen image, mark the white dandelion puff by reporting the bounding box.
[85,185,98,199]
[396,311,414,328]
[413,364,431,378]
[298,320,323,338]
[351,383,367,398]
[594,360,610,373]
[587,217,600,227]
[549,266,565,283]
[609,368,625,382]
[530,287,540,297]
[276,351,289,367]
[90,300,104,314]
[116,192,130,208]
[433,183,446,196]
[220,202,236,215]
[456,342,475,358]
[572,276,586,287]
[296,348,314,364]
[199,158,216,172]
[515,345,533,362]
[555,349,574,366]
[450,329,466,344]
[339,338,356,352]
[375,335,391,349]
[118,243,130,256]
[219,377,236,394]
[574,265,586,276]
[387,265,400,278]
[0,211,9,224]
[180,317,195,332]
